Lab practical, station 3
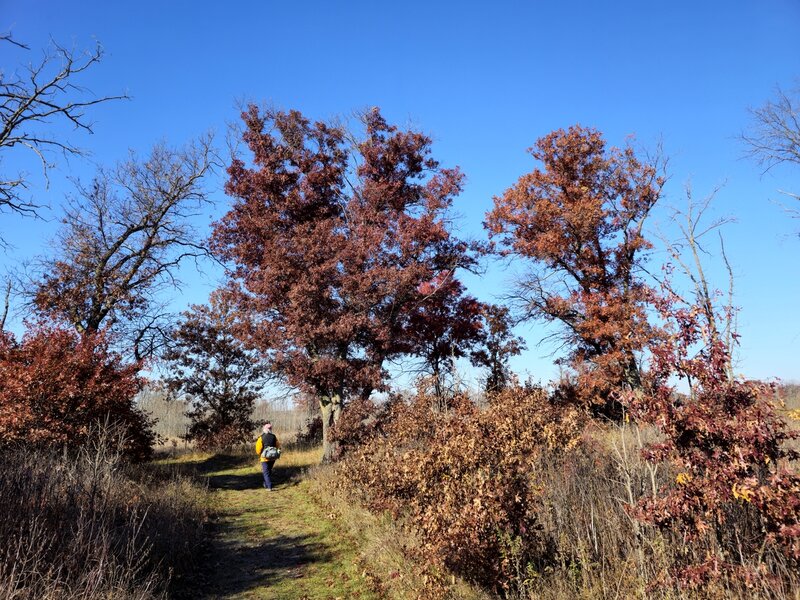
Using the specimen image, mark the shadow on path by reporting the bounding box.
[206,463,308,491]
[196,532,331,599]
[164,451,333,598]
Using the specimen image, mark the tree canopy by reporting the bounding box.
[211,106,475,459]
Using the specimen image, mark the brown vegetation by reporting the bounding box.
[332,386,800,599]
[332,385,584,595]
[0,428,207,600]
[486,126,664,414]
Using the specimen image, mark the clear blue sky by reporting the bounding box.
[2,0,799,384]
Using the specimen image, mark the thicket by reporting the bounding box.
[625,286,800,588]
[332,386,585,594]
[0,428,207,600]
[0,324,154,460]
[333,381,799,599]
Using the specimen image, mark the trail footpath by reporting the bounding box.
[178,447,381,600]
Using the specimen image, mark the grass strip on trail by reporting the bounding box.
[168,447,381,600]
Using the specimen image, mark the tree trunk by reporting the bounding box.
[622,353,642,390]
[320,392,342,462]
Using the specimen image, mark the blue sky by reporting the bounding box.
[1,0,799,384]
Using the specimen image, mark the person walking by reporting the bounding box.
[255,421,280,490]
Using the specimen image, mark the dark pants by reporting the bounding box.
[261,461,274,489]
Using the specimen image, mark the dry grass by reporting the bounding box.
[0,428,208,600]
[138,386,316,448]
[514,421,800,600]
[137,387,190,441]
[780,383,800,428]
[252,403,318,444]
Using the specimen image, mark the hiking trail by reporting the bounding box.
[181,448,380,600]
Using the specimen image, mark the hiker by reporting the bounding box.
[255,422,280,490]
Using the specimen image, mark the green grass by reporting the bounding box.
[165,447,381,600]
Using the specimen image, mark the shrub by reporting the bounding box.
[0,324,154,460]
[334,385,584,593]
[627,289,800,586]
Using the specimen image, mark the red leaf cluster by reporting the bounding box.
[0,324,153,460]
[211,107,475,458]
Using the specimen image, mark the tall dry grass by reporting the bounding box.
[137,386,190,444]
[520,421,799,599]
[0,427,208,600]
[252,403,316,443]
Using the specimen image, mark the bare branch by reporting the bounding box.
[0,35,128,230]
[30,136,216,358]
[0,277,11,330]
[657,184,738,367]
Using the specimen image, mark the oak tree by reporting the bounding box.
[212,107,472,460]
[471,304,525,396]
[402,274,486,402]
[33,138,215,359]
[486,126,664,410]
[164,291,266,450]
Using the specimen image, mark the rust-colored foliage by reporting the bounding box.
[334,386,584,591]
[0,324,153,460]
[471,304,525,395]
[486,126,664,410]
[211,106,473,460]
[628,284,800,585]
[402,274,487,400]
[164,291,265,450]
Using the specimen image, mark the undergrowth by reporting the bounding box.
[0,428,208,600]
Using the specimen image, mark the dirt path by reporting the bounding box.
[190,449,379,600]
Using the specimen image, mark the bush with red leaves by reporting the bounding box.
[627,288,800,586]
[0,324,154,461]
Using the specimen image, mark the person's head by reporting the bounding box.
[263,422,272,433]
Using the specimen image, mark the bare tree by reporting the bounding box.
[658,184,737,382]
[32,137,216,359]
[0,33,127,227]
[743,85,800,234]
[743,84,800,175]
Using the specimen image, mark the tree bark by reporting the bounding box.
[320,392,342,462]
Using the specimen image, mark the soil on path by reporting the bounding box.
[186,449,380,600]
